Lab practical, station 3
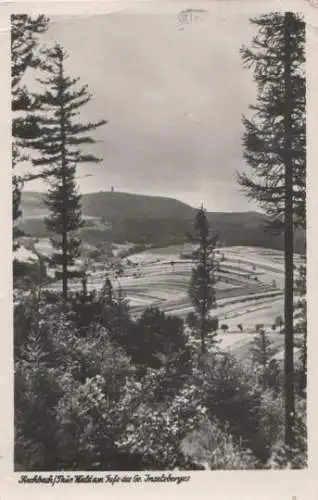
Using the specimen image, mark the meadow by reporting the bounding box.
[30,242,301,363]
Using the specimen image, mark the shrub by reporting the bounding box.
[15,362,63,470]
[55,372,142,470]
[194,354,269,463]
[115,380,207,469]
[249,330,275,387]
[14,274,306,471]
[14,293,138,470]
[182,418,258,470]
[67,281,133,343]
[131,307,187,369]
[266,396,307,469]
[258,390,284,454]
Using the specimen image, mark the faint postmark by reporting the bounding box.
[176,9,207,31]
[304,0,318,8]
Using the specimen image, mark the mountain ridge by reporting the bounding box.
[19,190,305,252]
[21,190,263,220]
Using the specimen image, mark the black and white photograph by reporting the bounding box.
[10,3,307,474]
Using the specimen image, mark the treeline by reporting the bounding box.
[19,215,306,253]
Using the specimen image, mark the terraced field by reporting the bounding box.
[84,246,283,328]
[19,241,303,358]
[60,244,304,334]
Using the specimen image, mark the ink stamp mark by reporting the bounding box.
[176,9,207,31]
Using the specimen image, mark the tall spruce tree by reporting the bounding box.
[11,14,48,250]
[238,13,306,451]
[29,44,107,301]
[188,206,218,355]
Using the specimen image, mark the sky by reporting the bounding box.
[21,10,259,212]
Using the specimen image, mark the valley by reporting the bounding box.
[48,243,287,328]
[16,191,305,364]
[19,239,303,363]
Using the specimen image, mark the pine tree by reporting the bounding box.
[29,44,107,301]
[238,13,306,230]
[238,12,305,451]
[45,169,83,300]
[250,329,275,387]
[188,206,218,354]
[11,14,48,250]
[100,277,114,306]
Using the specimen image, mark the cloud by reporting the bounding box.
[24,11,258,211]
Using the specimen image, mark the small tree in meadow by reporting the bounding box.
[187,206,218,354]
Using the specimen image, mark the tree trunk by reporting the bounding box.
[62,205,68,303]
[60,56,68,304]
[283,11,295,451]
[300,329,307,395]
[201,237,207,355]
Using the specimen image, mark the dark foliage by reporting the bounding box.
[26,44,107,300]
[188,206,218,353]
[238,11,306,453]
[201,355,269,463]
[11,14,49,250]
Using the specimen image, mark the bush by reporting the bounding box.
[131,307,188,369]
[115,379,207,469]
[15,362,63,470]
[195,354,269,463]
[182,418,258,469]
[258,390,284,453]
[266,396,307,469]
[14,299,138,470]
[66,282,133,344]
[14,279,306,471]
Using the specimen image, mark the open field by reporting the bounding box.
[45,243,304,333]
[110,245,289,330]
[16,240,304,362]
[44,244,306,333]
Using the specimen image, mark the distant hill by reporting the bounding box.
[21,191,196,220]
[20,191,305,252]
[82,191,196,220]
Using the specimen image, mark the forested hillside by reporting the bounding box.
[20,191,305,251]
